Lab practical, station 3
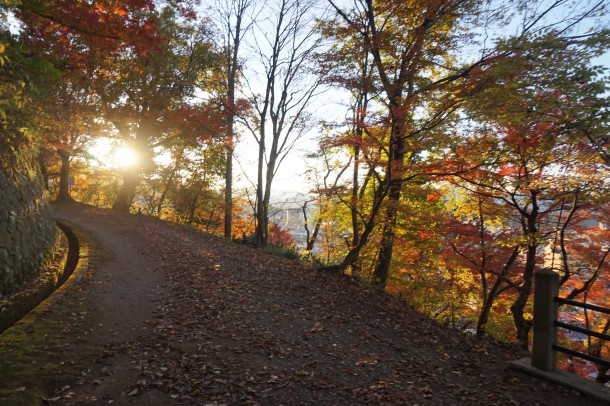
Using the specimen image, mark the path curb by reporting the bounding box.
[0,219,87,334]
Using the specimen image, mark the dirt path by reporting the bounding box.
[0,202,605,405]
[51,202,177,405]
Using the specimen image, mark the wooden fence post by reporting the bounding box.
[531,268,559,371]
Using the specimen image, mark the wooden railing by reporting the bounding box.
[531,269,610,373]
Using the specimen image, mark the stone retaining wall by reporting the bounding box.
[0,143,56,296]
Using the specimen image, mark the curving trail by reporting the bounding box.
[54,203,164,343]
[53,202,178,405]
[0,202,604,405]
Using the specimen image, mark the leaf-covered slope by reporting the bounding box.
[2,202,601,405]
[97,210,597,405]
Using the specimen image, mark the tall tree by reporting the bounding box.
[445,28,610,345]
[214,0,255,239]
[13,0,165,207]
[327,0,482,286]
[444,99,608,347]
[327,0,609,289]
[318,14,376,275]
[99,7,217,211]
[24,32,102,202]
[38,81,100,202]
[243,0,324,247]
[440,192,519,336]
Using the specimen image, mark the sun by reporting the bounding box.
[87,138,139,169]
[114,147,138,168]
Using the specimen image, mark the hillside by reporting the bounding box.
[0,202,601,405]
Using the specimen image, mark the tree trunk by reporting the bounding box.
[224,135,233,239]
[157,152,183,217]
[112,120,152,212]
[112,171,139,212]
[38,149,49,191]
[476,278,501,336]
[476,246,520,336]
[223,74,237,240]
[221,0,247,239]
[260,156,277,246]
[186,193,198,224]
[156,174,173,217]
[324,170,390,273]
[307,221,321,251]
[510,191,540,349]
[350,143,361,276]
[56,149,73,202]
[337,206,379,270]
[372,208,397,288]
[185,183,202,224]
[156,181,170,217]
[350,40,369,276]
[372,124,405,289]
[302,200,321,252]
[255,136,266,248]
[510,242,536,349]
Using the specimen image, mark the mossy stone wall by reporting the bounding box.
[0,143,55,296]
